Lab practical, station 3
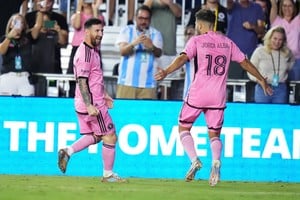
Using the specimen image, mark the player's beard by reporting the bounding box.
[91,36,102,47]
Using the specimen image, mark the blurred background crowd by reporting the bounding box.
[0,0,299,103]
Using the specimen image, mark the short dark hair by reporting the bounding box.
[84,18,103,29]
[195,9,215,24]
[135,5,152,18]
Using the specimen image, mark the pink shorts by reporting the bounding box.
[77,107,115,136]
[179,102,224,133]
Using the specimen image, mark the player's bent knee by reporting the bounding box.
[93,135,102,144]
[102,133,117,144]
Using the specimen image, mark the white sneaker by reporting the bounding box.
[185,159,202,182]
[209,160,221,186]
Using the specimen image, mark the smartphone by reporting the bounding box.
[84,0,94,3]
[44,20,55,29]
[14,19,22,30]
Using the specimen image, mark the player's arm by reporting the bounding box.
[78,77,92,106]
[155,53,188,80]
[104,91,114,109]
[78,77,99,116]
[239,59,273,96]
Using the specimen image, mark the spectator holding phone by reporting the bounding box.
[25,0,69,74]
[0,13,43,96]
[66,0,104,97]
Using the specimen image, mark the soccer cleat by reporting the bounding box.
[185,159,202,182]
[101,173,127,183]
[58,148,70,173]
[209,160,221,187]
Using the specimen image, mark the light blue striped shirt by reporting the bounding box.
[115,25,163,88]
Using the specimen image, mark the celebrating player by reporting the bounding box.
[58,18,125,182]
[155,9,273,186]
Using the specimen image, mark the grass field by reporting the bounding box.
[0,175,299,200]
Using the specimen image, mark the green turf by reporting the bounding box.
[0,175,299,200]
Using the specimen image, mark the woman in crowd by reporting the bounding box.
[270,0,300,81]
[248,26,294,103]
[0,12,43,96]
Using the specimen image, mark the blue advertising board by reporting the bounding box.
[0,96,299,182]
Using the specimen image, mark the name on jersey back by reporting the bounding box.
[201,42,229,49]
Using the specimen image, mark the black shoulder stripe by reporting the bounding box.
[85,46,92,62]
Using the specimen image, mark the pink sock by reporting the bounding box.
[180,131,197,162]
[71,135,95,153]
[102,143,115,171]
[210,137,222,160]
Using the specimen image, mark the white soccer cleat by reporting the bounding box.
[209,160,221,186]
[101,173,127,183]
[185,159,202,182]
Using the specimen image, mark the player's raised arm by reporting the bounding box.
[155,53,189,80]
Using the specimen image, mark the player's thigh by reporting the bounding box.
[77,110,115,136]
[179,102,202,128]
[204,109,224,131]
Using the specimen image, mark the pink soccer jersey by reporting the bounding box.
[73,42,105,113]
[183,31,245,108]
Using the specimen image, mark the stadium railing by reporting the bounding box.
[33,73,300,104]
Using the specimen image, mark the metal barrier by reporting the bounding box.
[33,73,300,104]
[34,73,118,98]
[289,81,300,104]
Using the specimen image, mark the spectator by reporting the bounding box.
[0,13,43,96]
[144,0,182,78]
[25,0,69,74]
[226,0,266,79]
[270,0,300,81]
[115,5,163,99]
[255,0,272,43]
[248,26,294,103]
[108,0,135,25]
[67,0,104,97]
[187,0,228,34]
[0,0,28,69]
[0,0,28,36]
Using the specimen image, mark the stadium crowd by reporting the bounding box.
[0,0,300,103]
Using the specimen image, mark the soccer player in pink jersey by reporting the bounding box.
[58,18,126,182]
[155,10,273,186]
